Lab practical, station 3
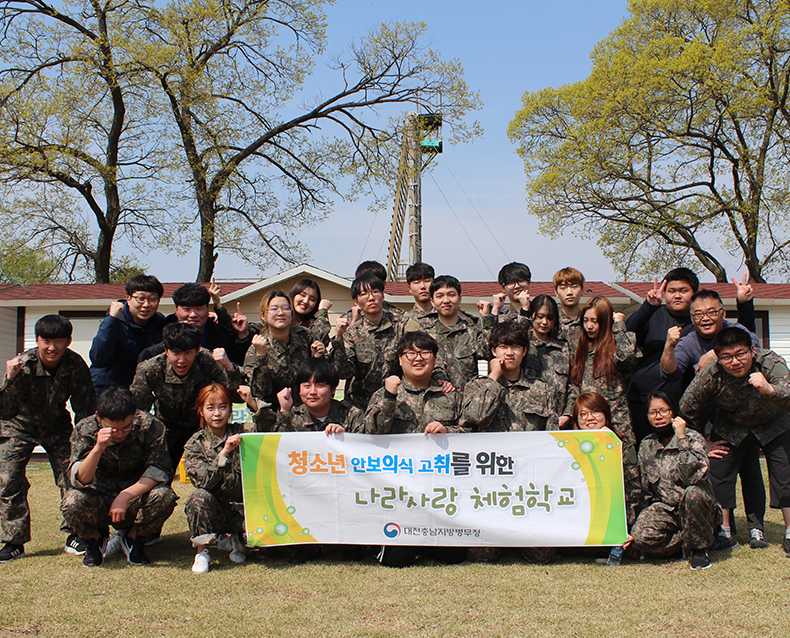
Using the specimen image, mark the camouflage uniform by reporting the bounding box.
[363,377,464,434]
[130,349,242,471]
[557,310,581,353]
[681,349,790,510]
[493,305,522,324]
[304,307,332,345]
[183,422,245,546]
[275,399,364,433]
[61,411,177,539]
[427,317,490,392]
[631,429,721,555]
[335,310,402,410]
[460,369,551,432]
[0,348,95,545]
[531,331,573,430]
[404,305,438,330]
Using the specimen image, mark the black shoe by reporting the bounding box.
[783,537,790,558]
[749,528,769,549]
[290,545,322,565]
[64,533,88,556]
[709,532,739,553]
[82,537,104,568]
[120,534,150,566]
[689,549,711,570]
[0,542,25,563]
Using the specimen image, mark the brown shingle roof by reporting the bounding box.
[616,282,790,300]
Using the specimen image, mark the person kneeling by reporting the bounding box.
[61,388,177,567]
[630,392,721,570]
[184,383,249,574]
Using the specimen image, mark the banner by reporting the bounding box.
[240,430,627,548]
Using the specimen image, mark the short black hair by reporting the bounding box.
[396,331,439,357]
[497,262,531,286]
[355,260,387,281]
[96,387,137,421]
[664,267,699,293]
[529,294,560,339]
[712,326,753,355]
[405,262,435,283]
[125,275,164,298]
[172,283,210,307]
[35,314,72,339]
[350,273,384,299]
[294,358,339,390]
[691,289,723,306]
[162,322,202,352]
[430,275,461,297]
[488,321,530,351]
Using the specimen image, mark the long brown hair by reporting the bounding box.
[571,296,617,385]
[289,279,322,327]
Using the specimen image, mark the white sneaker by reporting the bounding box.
[229,534,247,563]
[191,550,210,574]
[217,534,233,553]
[104,531,123,558]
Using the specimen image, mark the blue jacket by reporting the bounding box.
[90,304,166,397]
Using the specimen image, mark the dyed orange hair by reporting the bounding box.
[195,382,233,429]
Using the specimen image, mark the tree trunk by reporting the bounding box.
[93,228,113,283]
[196,199,217,282]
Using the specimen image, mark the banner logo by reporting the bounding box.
[383,523,401,538]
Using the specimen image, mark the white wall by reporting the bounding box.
[0,307,17,363]
[768,306,790,363]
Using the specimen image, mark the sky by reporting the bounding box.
[153,0,637,283]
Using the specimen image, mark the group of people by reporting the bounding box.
[1,259,788,573]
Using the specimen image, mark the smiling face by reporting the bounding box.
[716,344,754,378]
[690,298,725,339]
[576,407,607,430]
[299,377,334,417]
[127,292,160,325]
[200,392,231,437]
[431,286,461,321]
[399,348,435,386]
[166,348,198,378]
[264,297,293,330]
[292,288,318,318]
[36,336,71,370]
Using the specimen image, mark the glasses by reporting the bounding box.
[647,408,673,418]
[579,410,603,420]
[401,349,434,361]
[129,294,160,306]
[99,420,134,434]
[268,305,291,314]
[503,280,529,291]
[691,308,724,320]
[356,290,383,299]
[718,349,751,364]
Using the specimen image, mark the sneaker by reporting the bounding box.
[191,550,210,574]
[689,549,711,570]
[749,529,769,549]
[64,534,87,556]
[144,532,162,547]
[709,532,739,553]
[0,542,25,563]
[220,533,246,564]
[783,537,790,558]
[120,534,151,566]
[82,537,104,568]
[104,531,123,558]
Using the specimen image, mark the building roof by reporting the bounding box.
[384,281,629,299]
[0,282,252,303]
[614,282,790,303]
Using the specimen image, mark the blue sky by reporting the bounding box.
[160,0,635,283]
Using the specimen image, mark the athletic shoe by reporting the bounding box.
[218,533,246,564]
[0,543,25,563]
[104,531,123,558]
[120,534,150,566]
[64,534,87,556]
[749,528,769,549]
[82,537,104,568]
[191,550,210,574]
[709,532,739,553]
[144,532,162,547]
[782,537,790,558]
[689,549,711,570]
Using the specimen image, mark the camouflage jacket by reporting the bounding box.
[572,322,641,445]
[275,399,364,433]
[638,429,713,510]
[460,369,551,432]
[130,349,241,435]
[243,325,336,407]
[531,331,573,429]
[404,305,438,330]
[294,307,332,345]
[427,316,490,391]
[493,304,522,324]
[68,410,172,497]
[183,422,244,506]
[557,310,581,352]
[335,310,403,409]
[680,349,790,446]
[0,348,96,440]
[363,377,464,434]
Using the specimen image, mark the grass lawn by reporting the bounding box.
[1,462,788,638]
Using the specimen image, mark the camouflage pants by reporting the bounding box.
[184,488,244,546]
[631,485,722,555]
[61,485,178,538]
[623,447,641,528]
[0,430,71,544]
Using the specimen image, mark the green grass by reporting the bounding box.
[1,463,788,638]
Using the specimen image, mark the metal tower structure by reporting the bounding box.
[386,113,442,281]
